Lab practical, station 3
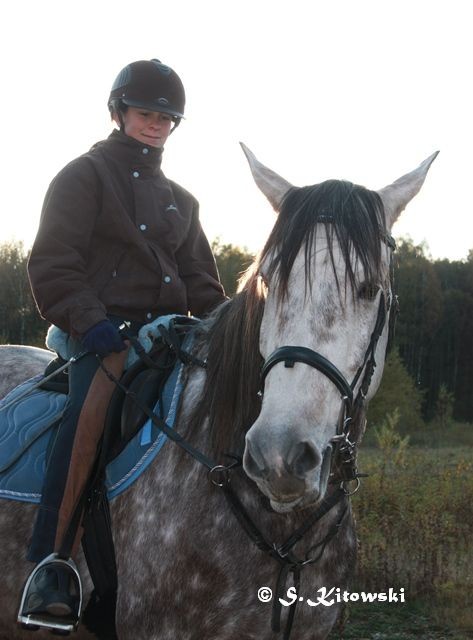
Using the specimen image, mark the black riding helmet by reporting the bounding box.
[108,59,185,129]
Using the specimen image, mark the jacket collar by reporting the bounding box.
[94,129,164,176]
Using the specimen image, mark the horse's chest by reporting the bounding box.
[112,466,354,640]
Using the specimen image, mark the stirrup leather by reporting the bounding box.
[17,553,83,634]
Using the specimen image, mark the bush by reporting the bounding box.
[366,349,425,436]
[353,446,473,603]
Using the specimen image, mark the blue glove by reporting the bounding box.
[81,320,126,357]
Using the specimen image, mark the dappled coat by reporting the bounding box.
[28,129,225,336]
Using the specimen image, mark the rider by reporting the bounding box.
[19,58,226,628]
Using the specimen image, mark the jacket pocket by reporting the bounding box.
[89,250,127,296]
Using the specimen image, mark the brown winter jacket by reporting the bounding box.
[28,130,226,336]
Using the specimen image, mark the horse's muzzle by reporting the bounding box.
[243,431,322,504]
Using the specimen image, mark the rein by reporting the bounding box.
[97,234,397,639]
[97,325,349,640]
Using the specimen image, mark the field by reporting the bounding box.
[328,437,473,640]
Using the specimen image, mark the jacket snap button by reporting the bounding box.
[163,275,172,284]
[139,224,147,231]
[133,171,140,178]
[142,148,149,155]
[146,312,153,320]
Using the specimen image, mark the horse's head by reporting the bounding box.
[241,145,438,512]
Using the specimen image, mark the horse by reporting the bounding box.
[0,145,437,640]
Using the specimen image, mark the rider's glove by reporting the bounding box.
[81,320,126,357]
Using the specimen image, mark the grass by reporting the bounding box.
[328,423,473,639]
[328,598,473,639]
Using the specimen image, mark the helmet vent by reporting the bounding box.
[152,59,172,76]
[111,66,131,91]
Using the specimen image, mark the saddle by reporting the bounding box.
[80,317,201,638]
[38,316,197,460]
[3,316,201,637]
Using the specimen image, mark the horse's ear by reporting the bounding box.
[240,142,293,212]
[377,151,439,229]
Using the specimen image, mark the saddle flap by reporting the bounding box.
[121,368,164,442]
[1,314,196,503]
[0,377,66,474]
[103,341,178,461]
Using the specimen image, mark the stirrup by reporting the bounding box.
[17,553,82,634]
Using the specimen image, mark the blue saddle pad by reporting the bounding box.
[0,348,186,504]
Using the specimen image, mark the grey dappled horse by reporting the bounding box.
[0,146,437,640]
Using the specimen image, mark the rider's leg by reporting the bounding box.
[21,343,128,621]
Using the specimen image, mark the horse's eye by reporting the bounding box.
[358,282,379,301]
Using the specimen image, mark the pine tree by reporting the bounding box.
[367,348,425,435]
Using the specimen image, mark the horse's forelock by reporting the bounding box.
[261,180,387,300]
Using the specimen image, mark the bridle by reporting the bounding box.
[260,230,398,491]
[239,232,397,638]
[95,231,398,640]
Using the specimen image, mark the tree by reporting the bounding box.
[394,238,443,386]
[211,239,254,297]
[429,256,473,421]
[0,241,47,346]
[428,287,473,421]
[434,384,454,430]
[367,348,425,435]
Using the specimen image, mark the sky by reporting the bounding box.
[0,0,471,261]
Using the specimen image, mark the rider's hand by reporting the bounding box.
[81,320,127,357]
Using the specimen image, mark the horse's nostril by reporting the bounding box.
[289,441,320,477]
[243,442,267,478]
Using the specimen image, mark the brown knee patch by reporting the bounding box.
[54,349,128,553]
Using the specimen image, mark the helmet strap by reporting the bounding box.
[117,107,125,131]
[170,118,181,134]
[109,100,126,131]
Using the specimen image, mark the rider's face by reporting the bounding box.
[116,107,173,148]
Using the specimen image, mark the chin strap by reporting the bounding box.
[170,117,181,133]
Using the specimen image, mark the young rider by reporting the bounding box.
[19,58,226,629]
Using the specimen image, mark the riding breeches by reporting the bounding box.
[27,339,128,563]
